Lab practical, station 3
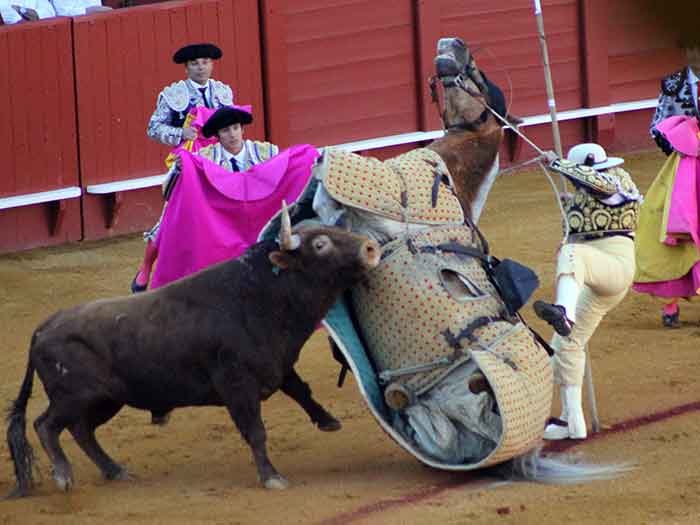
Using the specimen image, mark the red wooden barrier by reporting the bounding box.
[0,18,82,252]
[73,0,264,239]
[261,0,421,148]
[607,1,684,105]
[436,0,584,117]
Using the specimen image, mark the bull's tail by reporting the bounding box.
[494,446,636,485]
[6,356,36,498]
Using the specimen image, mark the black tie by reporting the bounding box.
[230,157,240,172]
[198,87,211,108]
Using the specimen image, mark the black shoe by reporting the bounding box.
[131,272,148,294]
[533,300,573,337]
[661,310,680,328]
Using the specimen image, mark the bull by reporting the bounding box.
[5,203,380,497]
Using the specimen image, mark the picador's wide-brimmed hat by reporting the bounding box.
[567,143,623,171]
[201,105,253,137]
[173,43,223,64]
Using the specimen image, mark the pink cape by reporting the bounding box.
[661,116,700,245]
[150,144,319,289]
[633,115,700,298]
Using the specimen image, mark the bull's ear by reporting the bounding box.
[269,251,290,269]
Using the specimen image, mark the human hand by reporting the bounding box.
[182,127,197,141]
[543,150,559,164]
[12,5,39,21]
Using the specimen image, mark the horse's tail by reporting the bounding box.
[6,353,37,498]
[494,446,635,485]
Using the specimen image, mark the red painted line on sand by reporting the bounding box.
[319,400,700,525]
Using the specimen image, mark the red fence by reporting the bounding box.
[73,0,264,238]
[261,0,422,148]
[0,18,82,251]
[0,0,690,252]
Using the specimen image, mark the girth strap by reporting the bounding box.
[442,314,506,350]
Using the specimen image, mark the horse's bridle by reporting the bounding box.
[430,72,490,132]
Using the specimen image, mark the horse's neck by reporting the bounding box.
[428,121,502,222]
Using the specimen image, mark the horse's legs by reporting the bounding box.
[281,368,341,432]
[211,369,287,489]
[34,405,75,491]
[68,400,128,481]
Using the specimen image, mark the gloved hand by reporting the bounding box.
[653,132,674,156]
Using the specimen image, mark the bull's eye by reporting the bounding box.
[313,235,331,254]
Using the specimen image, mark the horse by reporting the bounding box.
[298,37,632,482]
[312,37,508,244]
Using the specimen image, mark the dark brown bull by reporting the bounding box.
[5,204,380,497]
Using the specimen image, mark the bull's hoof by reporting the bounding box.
[53,473,74,492]
[104,466,131,482]
[4,485,30,500]
[263,475,289,490]
[317,418,342,432]
[151,411,171,426]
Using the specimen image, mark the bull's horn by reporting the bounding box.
[280,200,301,251]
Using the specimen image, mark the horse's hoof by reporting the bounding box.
[263,475,289,490]
[317,418,342,432]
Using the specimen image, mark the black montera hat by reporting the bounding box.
[173,43,223,64]
[201,106,254,137]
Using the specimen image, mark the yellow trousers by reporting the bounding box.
[551,236,635,385]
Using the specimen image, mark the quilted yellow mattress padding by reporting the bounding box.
[319,148,465,225]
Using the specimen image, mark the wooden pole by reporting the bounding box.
[533,0,567,191]
[533,0,564,158]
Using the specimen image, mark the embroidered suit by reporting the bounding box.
[650,67,699,155]
[147,79,234,147]
[547,160,641,385]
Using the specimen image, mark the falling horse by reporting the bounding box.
[271,37,629,481]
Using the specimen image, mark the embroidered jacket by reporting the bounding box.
[147,79,234,147]
[162,140,279,199]
[550,160,642,239]
[650,67,699,155]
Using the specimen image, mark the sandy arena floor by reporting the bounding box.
[1,149,699,524]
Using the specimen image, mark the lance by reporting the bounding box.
[532,0,570,195]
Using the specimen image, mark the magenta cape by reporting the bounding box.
[634,116,700,298]
[151,144,319,289]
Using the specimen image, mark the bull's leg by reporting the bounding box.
[34,406,75,491]
[68,401,128,481]
[281,368,341,432]
[150,410,171,426]
[212,370,288,489]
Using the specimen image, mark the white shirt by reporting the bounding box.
[51,0,101,16]
[225,146,248,171]
[0,0,55,23]
[187,79,211,108]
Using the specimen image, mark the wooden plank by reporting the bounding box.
[415,0,444,132]
[260,0,291,146]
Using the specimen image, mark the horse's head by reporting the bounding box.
[433,38,500,132]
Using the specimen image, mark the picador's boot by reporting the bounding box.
[544,385,587,440]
